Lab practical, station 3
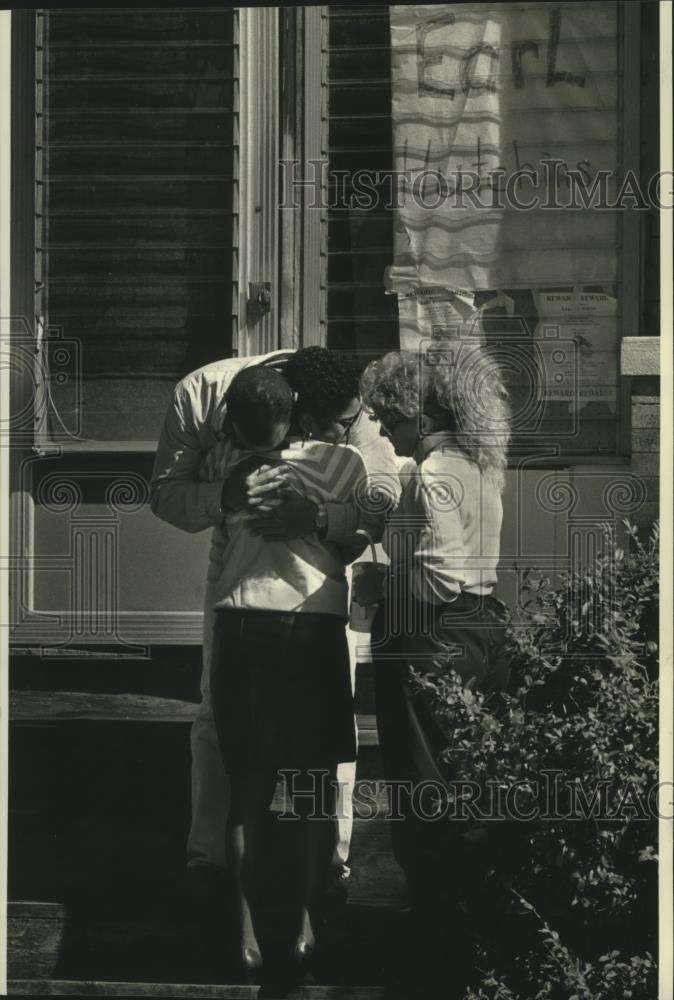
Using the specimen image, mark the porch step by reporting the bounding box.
[10,690,380,744]
[7,890,408,988]
[7,668,409,993]
[7,981,390,998]
[8,699,406,990]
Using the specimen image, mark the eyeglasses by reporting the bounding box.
[334,406,362,441]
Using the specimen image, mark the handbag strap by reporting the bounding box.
[355,528,378,565]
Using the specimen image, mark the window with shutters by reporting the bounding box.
[9,7,282,645]
[36,8,239,446]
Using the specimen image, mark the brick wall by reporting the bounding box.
[631,394,660,531]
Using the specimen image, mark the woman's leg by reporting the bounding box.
[226,766,277,958]
[292,766,338,949]
[209,611,277,963]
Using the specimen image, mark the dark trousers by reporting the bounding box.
[371,592,510,924]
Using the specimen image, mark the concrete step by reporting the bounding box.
[7,981,392,998]
[7,888,408,986]
[8,721,406,984]
[8,691,409,991]
[10,690,380,744]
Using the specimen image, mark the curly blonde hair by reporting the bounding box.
[360,344,511,491]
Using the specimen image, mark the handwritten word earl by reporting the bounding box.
[417,7,585,98]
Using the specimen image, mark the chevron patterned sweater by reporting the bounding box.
[200,436,368,616]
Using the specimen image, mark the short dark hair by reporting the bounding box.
[285,346,360,422]
[226,366,293,445]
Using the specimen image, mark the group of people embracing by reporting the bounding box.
[150,342,512,981]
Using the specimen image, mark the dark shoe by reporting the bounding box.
[292,937,315,964]
[240,944,263,972]
[289,937,317,984]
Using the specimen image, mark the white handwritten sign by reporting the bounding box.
[389,2,620,297]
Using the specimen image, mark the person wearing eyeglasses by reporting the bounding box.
[358,345,512,978]
[150,346,400,914]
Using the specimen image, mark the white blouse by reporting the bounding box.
[383,433,503,605]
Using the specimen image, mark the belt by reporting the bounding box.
[215,608,346,627]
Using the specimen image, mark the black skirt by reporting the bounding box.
[210,608,357,774]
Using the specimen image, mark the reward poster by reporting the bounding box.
[534,289,619,413]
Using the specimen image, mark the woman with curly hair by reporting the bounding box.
[358,344,512,967]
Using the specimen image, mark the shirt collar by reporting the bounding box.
[412,431,464,464]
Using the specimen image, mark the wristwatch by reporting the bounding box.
[315,501,328,538]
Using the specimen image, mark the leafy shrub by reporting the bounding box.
[411,519,659,998]
[464,899,656,1000]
